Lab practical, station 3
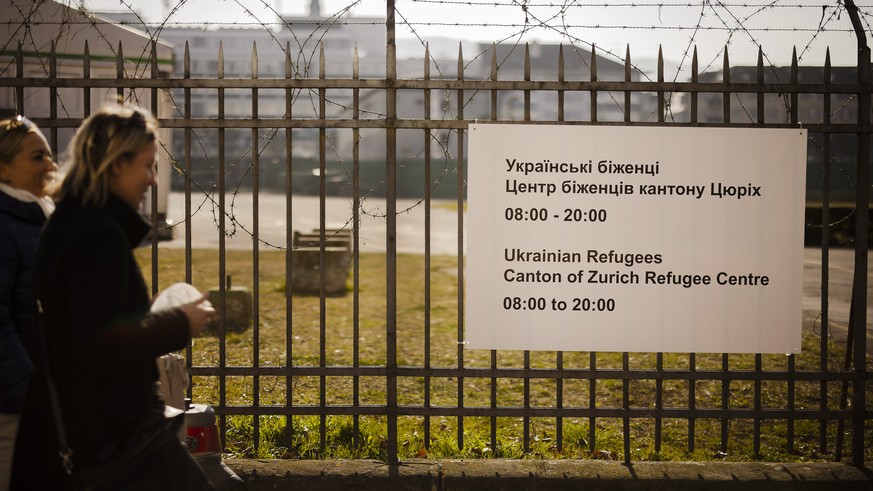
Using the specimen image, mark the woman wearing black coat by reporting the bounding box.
[0,116,56,491]
[11,106,215,490]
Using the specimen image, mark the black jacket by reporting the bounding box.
[0,189,45,414]
[11,193,190,490]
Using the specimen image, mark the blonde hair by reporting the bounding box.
[59,105,158,206]
[0,115,40,169]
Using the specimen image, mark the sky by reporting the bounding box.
[61,0,872,72]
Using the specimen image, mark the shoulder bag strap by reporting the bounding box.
[36,298,75,476]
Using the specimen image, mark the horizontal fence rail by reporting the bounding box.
[1,9,870,467]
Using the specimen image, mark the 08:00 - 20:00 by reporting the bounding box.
[504,207,607,222]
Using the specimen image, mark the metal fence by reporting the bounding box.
[1,2,870,466]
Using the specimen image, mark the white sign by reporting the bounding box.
[466,124,807,354]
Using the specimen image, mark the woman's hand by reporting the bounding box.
[179,295,215,337]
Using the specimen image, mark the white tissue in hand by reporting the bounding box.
[151,282,211,311]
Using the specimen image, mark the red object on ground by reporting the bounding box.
[185,403,221,454]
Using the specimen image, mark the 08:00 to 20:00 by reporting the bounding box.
[502,297,616,312]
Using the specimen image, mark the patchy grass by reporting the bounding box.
[136,248,873,462]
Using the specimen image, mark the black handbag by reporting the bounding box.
[37,300,187,491]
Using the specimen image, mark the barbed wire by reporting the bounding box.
[2,19,858,32]
[408,0,860,7]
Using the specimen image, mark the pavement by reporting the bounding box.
[223,459,873,490]
[161,193,461,254]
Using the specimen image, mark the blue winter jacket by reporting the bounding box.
[0,189,45,414]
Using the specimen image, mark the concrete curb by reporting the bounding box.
[225,459,873,490]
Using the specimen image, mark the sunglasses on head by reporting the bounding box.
[0,115,33,133]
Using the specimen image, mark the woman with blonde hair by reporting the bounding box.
[11,106,215,491]
[0,115,56,491]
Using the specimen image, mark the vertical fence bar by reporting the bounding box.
[850,61,870,465]
[558,44,565,123]
[790,48,799,125]
[588,43,598,454]
[819,49,832,454]
[589,352,596,453]
[687,47,698,455]
[524,349,531,454]
[15,42,23,115]
[48,42,57,162]
[590,45,598,122]
[217,41,228,443]
[150,42,159,297]
[624,46,631,122]
[756,48,764,125]
[83,42,91,116]
[556,43,565,453]
[786,48,799,456]
[251,41,262,453]
[723,47,731,124]
[491,345,497,453]
[524,44,531,122]
[522,45,531,455]
[489,43,498,454]
[655,352,662,454]
[184,42,194,375]
[622,46,632,465]
[720,47,731,457]
[622,353,630,464]
[688,353,696,453]
[846,0,870,467]
[787,354,796,453]
[690,48,698,125]
[490,44,498,121]
[657,46,664,123]
[753,47,764,459]
[556,353,564,452]
[836,302,853,460]
[318,43,328,456]
[721,353,729,454]
[455,43,465,454]
[654,47,664,456]
[283,42,295,450]
[353,43,362,449]
[184,42,193,285]
[421,43,431,450]
[386,0,399,464]
[116,42,124,104]
[754,355,762,458]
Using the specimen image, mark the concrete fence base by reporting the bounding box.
[225,459,872,491]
